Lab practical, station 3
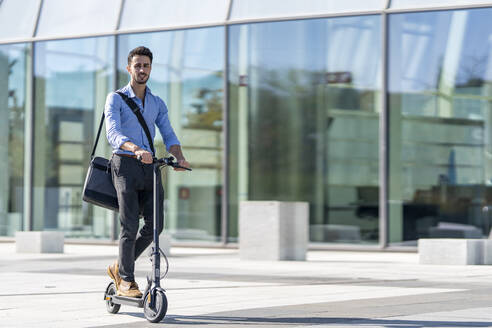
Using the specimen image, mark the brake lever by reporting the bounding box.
[139,155,191,170]
[173,165,192,171]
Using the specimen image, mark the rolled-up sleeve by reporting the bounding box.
[104,93,130,149]
[155,98,180,151]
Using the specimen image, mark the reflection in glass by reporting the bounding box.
[0,0,39,40]
[230,0,384,21]
[118,27,224,242]
[0,0,40,40]
[33,37,114,238]
[388,8,492,244]
[390,0,492,9]
[120,0,228,31]
[0,43,27,236]
[229,16,381,243]
[36,0,120,38]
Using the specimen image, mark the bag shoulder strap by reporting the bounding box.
[90,111,105,159]
[89,91,156,160]
[116,91,155,156]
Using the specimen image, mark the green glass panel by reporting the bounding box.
[33,37,114,238]
[228,16,382,244]
[0,43,27,236]
[388,8,492,245]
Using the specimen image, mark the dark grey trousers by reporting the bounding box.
[111,154,164,282]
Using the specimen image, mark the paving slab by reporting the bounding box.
[1,243,492,327]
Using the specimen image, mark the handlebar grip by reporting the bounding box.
[154,156,192,171]
[175,165,192,171]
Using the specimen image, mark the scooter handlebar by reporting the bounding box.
[160,156,192,171]
[135,155,191,171]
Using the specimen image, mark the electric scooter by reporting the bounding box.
[104,156,191,323]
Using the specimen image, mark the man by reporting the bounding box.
[105,46,190,298]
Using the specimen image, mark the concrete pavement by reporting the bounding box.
[1,242,492,327]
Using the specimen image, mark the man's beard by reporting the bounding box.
[134,74,148,84]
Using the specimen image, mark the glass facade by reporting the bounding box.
[1,0,492,248]
[391,0,492,9]
[36,0,120,38]
[120,0,229,30]
[230,0,385,20]
[228,16,381,243]
[0,0,39,41]
[33,37,114,238]
[0,43,28,236]
[388,8,492,245]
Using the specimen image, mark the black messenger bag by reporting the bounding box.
[82,92,155,211]
[82,154,118,211]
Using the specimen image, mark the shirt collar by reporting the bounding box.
[124,83,152,99]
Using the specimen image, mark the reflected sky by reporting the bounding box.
[120,0,229,30]
[230,0,384,20]
[35,0,120,38]
[0,0,39,40]
[34,37,114,110]
[389,7,492,94]
[230,16,381,89]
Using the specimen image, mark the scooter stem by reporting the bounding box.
[152,163,161,289]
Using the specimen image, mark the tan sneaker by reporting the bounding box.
[117,280,143,298]
[107,261,121,289]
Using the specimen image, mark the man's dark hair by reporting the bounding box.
[128,46,153,64]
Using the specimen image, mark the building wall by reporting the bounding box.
[1,1,492,248]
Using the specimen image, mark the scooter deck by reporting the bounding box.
[109,295,144,308]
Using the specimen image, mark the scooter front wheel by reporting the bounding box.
[105,282,121,314]
[143,290,168,323]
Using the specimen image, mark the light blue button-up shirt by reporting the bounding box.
[104,83,180,156]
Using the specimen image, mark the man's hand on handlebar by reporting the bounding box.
[134,149,153,164]
[174,159,191,171]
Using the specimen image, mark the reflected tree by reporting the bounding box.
[187,86,222,130]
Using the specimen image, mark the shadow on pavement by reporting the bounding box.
[118,313,492,327]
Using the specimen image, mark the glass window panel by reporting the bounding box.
[118,27,224,242]
[59,165,84,185]
[120,0,228,31]
[36,0,120,38]
[58,144,84,161]
[0,0,39,40]
[391,0,492,9]
[388,8,492,245]
[34,37,114,239]
[228,16,382,244]
[0,43,27,236]
[230,0,384,21]
[59,121,84,142]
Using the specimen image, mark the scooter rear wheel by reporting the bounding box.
[143,290,168,323]
[105,282,121,314]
